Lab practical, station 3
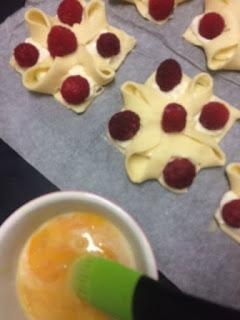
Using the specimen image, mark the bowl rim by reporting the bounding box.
[0,191,158,279]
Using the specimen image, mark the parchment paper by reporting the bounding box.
[1,0,240,308]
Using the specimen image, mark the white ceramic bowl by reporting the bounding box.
[0,191,158,319]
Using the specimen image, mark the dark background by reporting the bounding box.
[0,139,58,224]
[1,0,25,23]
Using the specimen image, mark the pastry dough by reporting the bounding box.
[25,8,52,48]
[123,0,192,25]
[10,38,50,75]
[109,64,240,193]
[86,26,136,72]
[215,163,240,243]
[183,0,240,70]
[10,0,136,113]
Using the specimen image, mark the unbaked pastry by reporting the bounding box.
[183,0,240,70]
[215,163,240,243]
[123,0,191,25]
[10,0,136,113]
[108,59,240,193]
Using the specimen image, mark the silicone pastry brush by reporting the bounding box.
[71,256,240,320]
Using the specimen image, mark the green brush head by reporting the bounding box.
[70,256,141,320]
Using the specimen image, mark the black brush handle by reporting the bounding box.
[133,276,240,320]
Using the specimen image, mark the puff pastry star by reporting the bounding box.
[10,0,136,113]
[108,59,240,193]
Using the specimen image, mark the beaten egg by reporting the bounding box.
[17,212,136,320]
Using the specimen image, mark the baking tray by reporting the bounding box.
[1,0,240,308]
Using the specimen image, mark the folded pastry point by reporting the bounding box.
[206,36,239,71]
[25,8,52,48]
[188,73,213,98]
[183,25,202,46]
[125,128,162,183]
[184,73,213,114]
[126,153,152,183]
[22,58,53,94]
[215,162,240,244]
[226,163,240,197]
[73,0,108,45]
[85,0,106,23]
[76,45,115,85]
[122,82,155,110]
[183,131,226,167]
[22,48,80,94]
[184,0,240,71]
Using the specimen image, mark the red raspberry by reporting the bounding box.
[57,0,83,26]
[163,158,196,189]
[222,200,240,228]
[148,0,174,21]
[199,102,229,130]
[61,75,90,104]
[156,59,182,92]
[96,33,121,58]
[108,110,140,141]
[199,12,225,40]
[14,43,39,68]
[47,26,77,58]
[162,103,187,133]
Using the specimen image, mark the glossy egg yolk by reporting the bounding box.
[17,212,136,320]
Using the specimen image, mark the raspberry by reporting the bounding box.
[163,158,196,189]
[14,43,39,68]
[47,26,77,58]
[108,110,140,141]
[162,103,187,133]
[199,102,229,130]
[156,59,182,92]
[57,0,83,26]
[199,12,225,40]
[148,0,174,21]
[96,33,121,58]
[61,75,90,104]
[222,200,240,228]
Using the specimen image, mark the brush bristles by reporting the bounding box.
[71,256,95,301]
[70,256,140,320]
